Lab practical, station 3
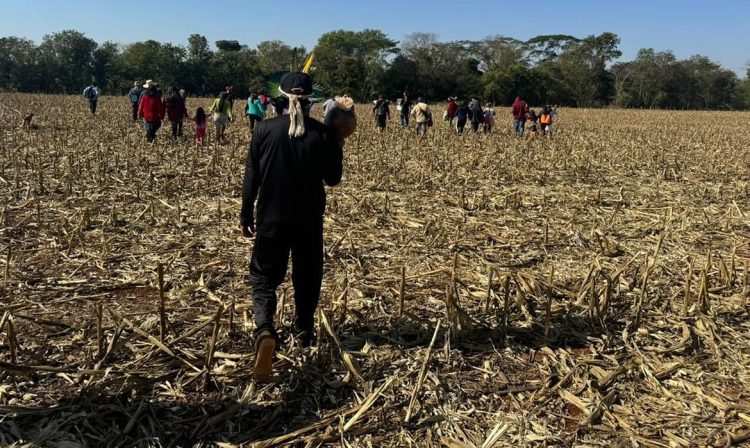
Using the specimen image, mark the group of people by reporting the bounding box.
[125,80,196,143]
[361,91,557,137]
[376,92,432,135]
[121,80,276,144]
[443,96,496,134]
[511,96,557,137]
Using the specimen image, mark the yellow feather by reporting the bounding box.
[302,52,315,74]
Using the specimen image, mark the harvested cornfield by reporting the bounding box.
[1,93,750,447]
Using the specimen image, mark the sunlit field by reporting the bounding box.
[1,93,750,447]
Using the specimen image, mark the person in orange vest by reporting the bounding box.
[539,106,553,136]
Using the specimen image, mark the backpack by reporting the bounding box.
[84,86,96,100]
[376,100,388,116]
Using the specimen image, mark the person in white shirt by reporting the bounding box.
[483,103,495,134]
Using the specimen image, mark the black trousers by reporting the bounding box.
[471,121,481,133]
[456,119,467,134]
[248,114,262,132]
[145,121,161,142]
[250,223,324,336]
[88,99,98,115]
[131,103,138,121]
[170,120,183,138]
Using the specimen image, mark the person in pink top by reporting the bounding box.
[186,107,208,145]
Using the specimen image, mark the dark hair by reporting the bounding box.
[195,107,206,125]
[165,87,181,106]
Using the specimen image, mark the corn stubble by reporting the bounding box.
[1,93,750,446]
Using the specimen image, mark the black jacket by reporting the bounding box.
[241,115,343,237]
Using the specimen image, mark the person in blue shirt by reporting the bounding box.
[83,82,100,115]
[245,92,266,132]
[127,81,143,121]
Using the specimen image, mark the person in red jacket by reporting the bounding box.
[511,96,528,135]
[446,97,458,126]
[138,80,165,143]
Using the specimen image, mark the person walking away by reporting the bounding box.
[539,106,553,136]
[526,109,539,140]
[246,93,266,132]
[455,102,468,135]
[164,86,187,139]
[446,97,458,126]
[83,82,100,115]
[511,96,528,135]
[186,107,209,145]
[373,96,390,133]
[400,92,412,127]
[225,85,235,115]
[410,97,431,136]
[240,71,344,381]
[550,105,558,132]
[210,92,233,144]
[128,81,143,121]
[138,81,165,143]
[469,98,483,134]
[483,103,495,134]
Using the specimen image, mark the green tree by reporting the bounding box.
[400,34,484,101]
[554,32,621,106]
[525,34,579,62]
[185,34,212,94]
[314,29,398,100]
[118,40,186,91]
[92,41,122,91]
[37,30,98,92]
[215,40,242,52]
[381,55,418,98]
[675,55,738,109]
[472,35,526,71]
[207,45,260,97]
[737,65,750,109]
[256,40,302,75]
[483,64,554,106]
[0,37,38,91]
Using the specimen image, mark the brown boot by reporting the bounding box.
[253,330,276,381]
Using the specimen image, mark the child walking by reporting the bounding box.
[187,107,209,144]
[526,109,539,140]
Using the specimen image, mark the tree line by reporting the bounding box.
[1,29,748,109]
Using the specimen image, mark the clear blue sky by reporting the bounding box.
[1,0,747,76]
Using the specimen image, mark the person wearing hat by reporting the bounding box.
[240,71,344,381]
[138,80,165,143]
[128,81,144,121]
[445,97,458,126]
